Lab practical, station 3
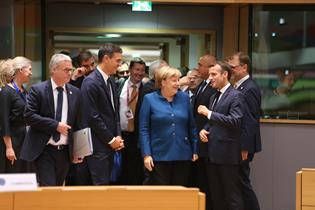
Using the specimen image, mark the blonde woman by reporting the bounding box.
[139,66,198,186]
[0,56,32,173]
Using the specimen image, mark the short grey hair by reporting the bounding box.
[49,54,72,70]
[12,56,32,74]
[148,59,167,79]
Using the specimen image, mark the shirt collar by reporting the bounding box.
[97,65,110,83]
[51,78,66,91]
[235,74,250,89]
[218,82,231,94]
[127,77,141,89]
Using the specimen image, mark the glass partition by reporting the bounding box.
[251,5,315,120]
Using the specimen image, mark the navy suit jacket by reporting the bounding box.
[236,77,262,154]
[193,81,216,157]
[205,86,244,165]
[81,69,121,154]
[139,90,198,161]
[20,80,81,161]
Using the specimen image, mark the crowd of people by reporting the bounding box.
[0,43,262,210]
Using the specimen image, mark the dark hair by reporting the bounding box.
[234,52,251,74]
[77,50,94,66]
[98,43,122,62]
[217,61,232,80]
[129,57,146,69]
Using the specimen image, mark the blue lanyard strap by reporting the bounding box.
[11,81,26,102]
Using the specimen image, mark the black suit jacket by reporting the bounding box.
[81,69,121,154]
[205,85,244,164]
[193,81,216,157]
[21,80,81,161]
[236,77,262,154]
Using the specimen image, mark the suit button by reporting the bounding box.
[172,123,175,126]
[171,114,174,117]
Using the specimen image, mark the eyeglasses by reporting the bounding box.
[62,68,75,73]
[230,64,242,69]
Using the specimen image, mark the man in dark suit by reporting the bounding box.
[118,57,146,185]
[80,43,124,185]
[229,52,262,210]
[69,50,96,89]
[21,54,82,186]
[190,54,216,210]
[198,61,244,210]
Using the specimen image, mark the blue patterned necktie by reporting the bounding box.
[110,151,122,182]
[52,87,63,142]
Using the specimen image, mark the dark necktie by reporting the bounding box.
[211,90,221,110]
[196,81,207,97]
[53,86,63,142]
[106,78,115,111]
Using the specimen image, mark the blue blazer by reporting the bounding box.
[236,77,262,154]
[20,80,81,161]
[205,86,244,165]
[81,69,121,154]
[139,90,198,161]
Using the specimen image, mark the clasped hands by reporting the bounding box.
[110,136,125,151]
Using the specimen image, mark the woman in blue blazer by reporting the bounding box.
[139,66,198,186]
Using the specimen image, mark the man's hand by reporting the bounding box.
[144,156,154,171]
[72,157,84,164]
[71,67,86,81]
[197,105,210,117]
[199,129,209,142]
[56,122,71,136]
[241,150,248,161]
[110,136,124,151]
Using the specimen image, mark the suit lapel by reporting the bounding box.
[213,86,233,111]
[45,80,55,118]
[65,84,73,123]
[95,70,113,108]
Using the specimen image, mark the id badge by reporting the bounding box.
[125,109,134,119]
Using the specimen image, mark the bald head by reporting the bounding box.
[197,54,216,80]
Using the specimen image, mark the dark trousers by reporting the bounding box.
[144,161,191,186]
[120,131,144,185]
[207,161,244,210]
[80,152,112,185]
[34,145,70,186]
[240,155,260,210]
[189,157,212,210]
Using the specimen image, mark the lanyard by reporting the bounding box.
[126,83,138,106]
[11,81,26,102]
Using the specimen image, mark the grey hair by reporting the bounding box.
[12,56,32,74]
[49,54,72,70]
[148,59,167,79]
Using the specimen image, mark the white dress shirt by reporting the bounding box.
[97,66,115,111]
[234,74,250,89]
[119,78,141,131]
[48,78,68,146]
[207,83,231,119]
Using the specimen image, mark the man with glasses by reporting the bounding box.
[21,54,82,186]
[228,52,262,210]
[70,50,96,89]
